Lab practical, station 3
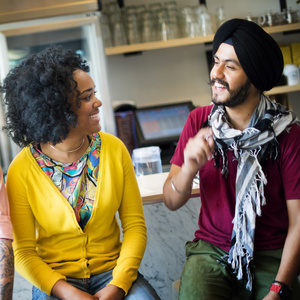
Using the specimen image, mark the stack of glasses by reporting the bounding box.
[101,1,216,47]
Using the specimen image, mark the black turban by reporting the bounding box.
[212,18,284,91]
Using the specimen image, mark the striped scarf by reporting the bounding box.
[208,95,298,290]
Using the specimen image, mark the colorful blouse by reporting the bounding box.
[30,133,101,229]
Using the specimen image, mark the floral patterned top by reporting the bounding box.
[31,133,101,229]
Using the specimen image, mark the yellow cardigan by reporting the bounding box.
[7,132,147,295]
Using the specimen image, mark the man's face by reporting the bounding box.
[210,43,253,108]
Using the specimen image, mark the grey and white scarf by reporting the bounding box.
[208,95,299,290]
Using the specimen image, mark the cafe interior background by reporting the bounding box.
[1,0,300,299]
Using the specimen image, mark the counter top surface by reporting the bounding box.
[137,172,200,204]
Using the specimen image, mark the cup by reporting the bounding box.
[215,6,226,29]
[156,8,170,41]
[275,10,288,25]
[101,13,113,47]
[140,10,156,42]
[167,8,180,39]
[194,4,214,36]
[265,10,274,27]
[180,6,200,38]
[246,14,266,26]
[132,146,163,177]
[283,64,300,86]
[111,9,127,46]
[286,8,300,24]
[199,11,214,35]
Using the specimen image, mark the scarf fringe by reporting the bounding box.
[229,164,267,290]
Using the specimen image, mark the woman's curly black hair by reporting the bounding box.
[1,45,90,148]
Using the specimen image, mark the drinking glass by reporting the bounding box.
[101,13,113,47]
[215,6,226,29]
[111,9,127,46]
[167,8,179,39]
[194,5,214,36]
[156,8,170,41]
[140,10,156,42]
[180,6,200,38]
[125,6,141,44]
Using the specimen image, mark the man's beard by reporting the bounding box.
[210,78,252,108]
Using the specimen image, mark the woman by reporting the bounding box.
[2,45,160,300]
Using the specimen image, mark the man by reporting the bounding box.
[0,167,14,300]
[163,18,300,300]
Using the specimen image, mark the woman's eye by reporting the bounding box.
[79,90,97,101]
[87,91,97,99]
[86,93,95,100]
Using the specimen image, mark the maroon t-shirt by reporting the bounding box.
[171,105,300,252]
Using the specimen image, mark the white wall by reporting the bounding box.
[105,0,300,116]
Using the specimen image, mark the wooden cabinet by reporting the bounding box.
[0,0,99,24]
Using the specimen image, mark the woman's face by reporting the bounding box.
[70,69,102,135]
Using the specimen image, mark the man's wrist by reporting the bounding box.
[171,176,192,195]
[270,281,292,300]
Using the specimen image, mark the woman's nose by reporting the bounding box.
[94,96,102,107]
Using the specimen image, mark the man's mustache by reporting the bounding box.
[209,79,230,91]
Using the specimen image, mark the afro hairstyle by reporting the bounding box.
[1,45,90,147]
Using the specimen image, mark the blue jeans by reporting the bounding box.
[32,269,160,300]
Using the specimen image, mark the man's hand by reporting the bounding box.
[263,290,281,300]
[182,127,215,176]
[163,127,215,211]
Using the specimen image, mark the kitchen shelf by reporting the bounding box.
[266,83,300,95]
[105,22,300,56]
[105,34,214,55]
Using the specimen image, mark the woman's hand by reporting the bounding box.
[94,285,125,300]
[68,290,98,300]
[51,279,98,300]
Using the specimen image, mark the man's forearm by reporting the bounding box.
[0,239,14,300]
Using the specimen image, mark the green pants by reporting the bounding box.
[179,240,300,300]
